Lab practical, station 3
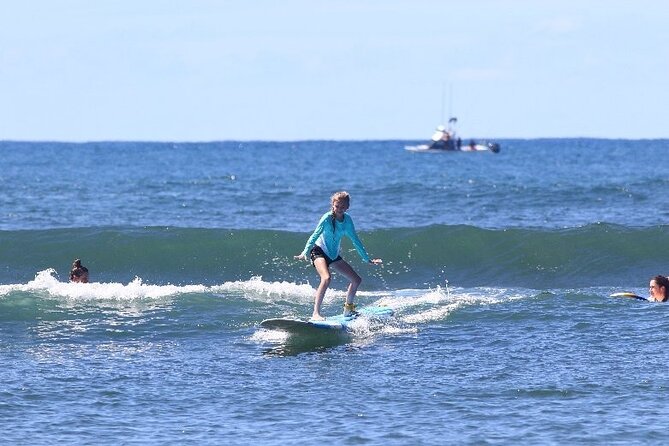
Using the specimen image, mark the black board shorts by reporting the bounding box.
[310,246,342,267]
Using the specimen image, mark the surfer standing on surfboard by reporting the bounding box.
[294,191,382,321]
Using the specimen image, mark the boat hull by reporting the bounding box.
[405,142,500,153]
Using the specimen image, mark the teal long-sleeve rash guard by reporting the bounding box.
[300,212,371,264]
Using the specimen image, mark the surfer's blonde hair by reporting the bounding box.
[331,191,350,206]
[330,191,350,231]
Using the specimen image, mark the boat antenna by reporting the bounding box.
[440,83,446,125]
[448,83,453,121]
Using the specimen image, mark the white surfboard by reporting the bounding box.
[260,305,394,333]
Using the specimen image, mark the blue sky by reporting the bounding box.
[1,0,667,141]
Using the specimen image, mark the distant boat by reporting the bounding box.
[405,117,500,154]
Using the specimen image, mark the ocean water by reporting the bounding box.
[2,139,669,444]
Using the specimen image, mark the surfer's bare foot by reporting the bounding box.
[310,314,326,321]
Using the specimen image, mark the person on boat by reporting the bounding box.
[429,125,446,149]
[648,275,669,302]
[429,125,453,150]
[69,258,89,283]
[294,191,382,320]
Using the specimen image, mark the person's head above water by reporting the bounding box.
[649,275,669,302]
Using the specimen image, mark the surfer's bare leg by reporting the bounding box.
[332,259,362,308]
[312,257,330,320]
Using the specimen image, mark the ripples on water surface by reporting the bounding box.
[2,139,669,443]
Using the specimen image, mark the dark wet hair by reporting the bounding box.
[652,275,669,300]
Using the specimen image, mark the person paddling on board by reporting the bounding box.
[648,275,669,302]
[294,191,382,321]
[69,258,89,283]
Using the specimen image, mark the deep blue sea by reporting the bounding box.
[2,139,669,444]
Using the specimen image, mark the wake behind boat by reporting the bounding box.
[405,117,501,154]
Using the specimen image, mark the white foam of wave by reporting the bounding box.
[250,328,290,343]
[0,270,353,307]
[210,277,395,305]
[0,269,207,302]
[0,271,383,309]
[211,276,315,302]
[346,314,418,337]
[375,285,536,326]
[0,271,536,326]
